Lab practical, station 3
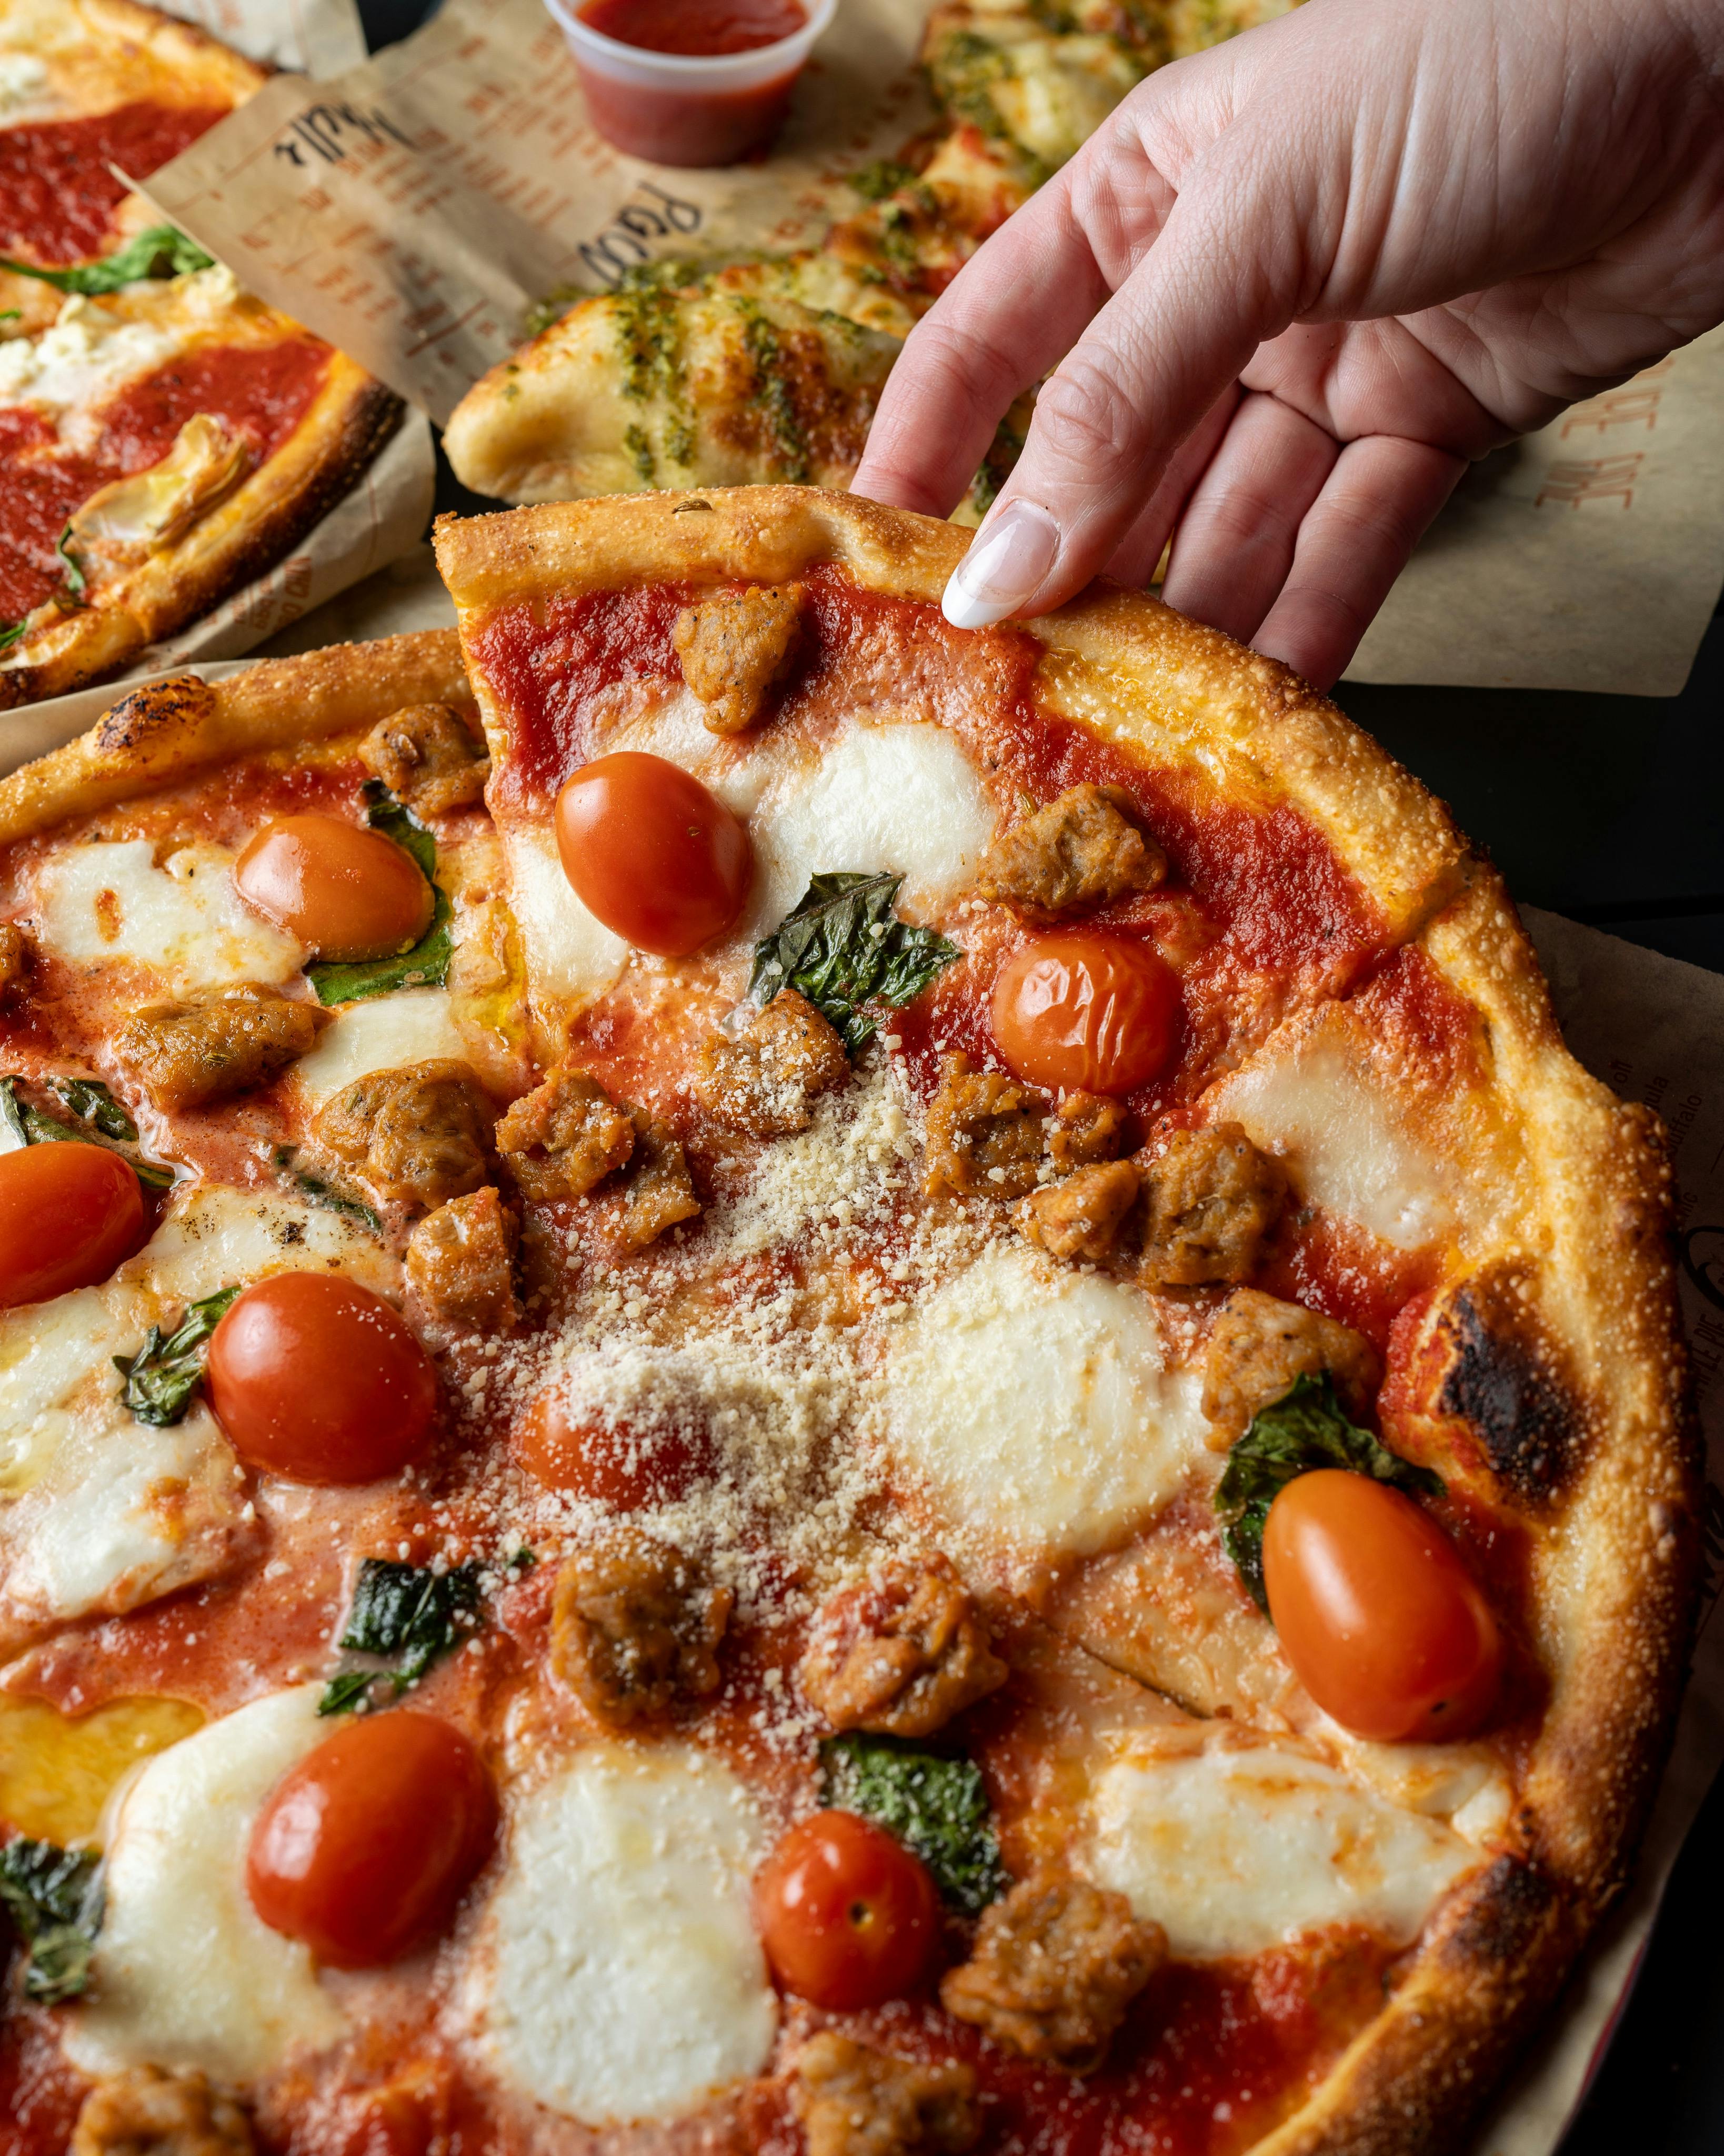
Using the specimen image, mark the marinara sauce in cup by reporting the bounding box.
[547,0,838,167]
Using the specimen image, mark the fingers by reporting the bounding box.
[1248,434,1465,690]
[1100,384,1240,588]
[849,173,1113,518]
[1158,393,1339,642]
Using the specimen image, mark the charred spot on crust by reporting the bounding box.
[93,673,216,755]
[1438,1275,1587,1506]
[1437,1855,1565,1974]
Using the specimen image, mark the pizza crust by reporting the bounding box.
[435,486,1698,2156]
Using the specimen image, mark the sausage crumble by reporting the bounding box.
[924,1052,1050,1200]
[794,2032,979,2156]
[113,984,325,1112]
[71,2064,253,2156]
[976,783,1166,920]
[799,1553,1008,1738]
[1135,1123,1286,1288]
[695,989,849,1136]
[405,1185,519,1332]
[1202,1285,1382,1445]
[358,701,490,818]
[672,582,807,735]
[550,1540,731,1723]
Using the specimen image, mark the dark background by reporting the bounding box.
[357,2,1724,2141]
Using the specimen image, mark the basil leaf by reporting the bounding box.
[0,225,214,296]
[820,1732,1007,1914]
[306,791,451,1007]
[750,871,960,1055]
[55,526,84,600]
[113,1284,240,1426]
[1216,1373,1444,1610]
[0,621,25,652]
[0,1073,173,1190]
[52,1077,138,1144]
[319,1559,485,1715]
[0,1837,102,2004]
[270,1144,383,1233]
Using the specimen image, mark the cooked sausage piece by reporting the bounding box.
[358,701,489,817]
[72,2064,253,2156]
[695,989,849,1135]
[794,2032,979,2156]
[924,1052,1050,1201]
[940,1874,1167,2073]
[672,582,806,735]
[312,1059,495,1213]
[976,784,1166,921]
[406,1185,518,1331]
[1136,1124,1286,1288]
[799,1553,1008,1738]
[1016,1159,1140,1264]
[550,1540,731,1724]
[113,984,324,1112]
[496,1065,635,1202]
[623,1109,702,1249]
[1046,1090,1127,1172]
[1202,1285,1382,1444]
[0,921,32,1000]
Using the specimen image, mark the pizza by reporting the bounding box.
[0,0,404,711]
[0,487,1694,2156]
[443,0,1297,511]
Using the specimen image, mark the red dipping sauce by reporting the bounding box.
[554,0,829,166]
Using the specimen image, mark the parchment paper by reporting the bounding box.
[159,0,368,76]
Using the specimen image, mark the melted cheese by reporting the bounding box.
[34,840,306,992]
[0,1694,204,1845]
[498,824,629,1009]
[1213,1034,1455,1250]
[1088,1741,1480,1957]
[749,718,997,932]
[885,1241,1208,1554]
[127,1181,403,1304]
[469,1742,776,2125]
[289,988,472,1103]
[64,1689,347,2082]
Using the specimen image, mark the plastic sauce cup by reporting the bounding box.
[545,0,839,168]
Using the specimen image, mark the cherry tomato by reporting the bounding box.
[753,1811,939,2009]
[247,1712,495,1967]
[555,752,751,957]
[0,1143,144,1308]
[235,815,434,962]
[207,1273,438,1483]
[512,1391,708,1506]
[1262,1469,1505,1742]
[991,931,1180,1094]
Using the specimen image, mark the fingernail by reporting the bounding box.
[942,501,1060,629]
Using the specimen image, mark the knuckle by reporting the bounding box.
[1033,357,1147,471]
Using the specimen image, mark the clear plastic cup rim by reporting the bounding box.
[545,0,839,92]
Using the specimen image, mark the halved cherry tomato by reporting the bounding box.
[207,1273,437,1483]
[235,814,433,962]
[247,1711,495,1967]
[991,930,1179,1094]
[512,1391,709,1506]
[753,1811,939,2009]
[0,1143,144,1308]
[1262,1469,1505,1742]
[555,752,751,957]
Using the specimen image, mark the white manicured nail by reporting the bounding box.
[942,501,1060,628]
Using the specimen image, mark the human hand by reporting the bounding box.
[850,0,1724,688]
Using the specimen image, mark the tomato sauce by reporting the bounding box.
[0,338,329,624]
[579,0,806,54]
[0,103,229,267]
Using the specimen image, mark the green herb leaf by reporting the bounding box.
[1216,1373,1445,1610]
[269,1144,383,1232]
[0,1073,173,1190]
[113,1284,240,1426]
[0,225,214,296]
[319,1558,486,1715]
[0,1837,102,2004]
[849,158,918,201]
[750,872,960,1055]
[55,526,84,600]
[820,1732,1007,1913]
[0,621,25,652]
[306,790,452,1007]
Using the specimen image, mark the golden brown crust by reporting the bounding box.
[0,353,402,712]
[0,630,472,841]
[435,488,1696,2156]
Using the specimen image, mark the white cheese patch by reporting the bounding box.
[497,824,629,1010]
[470,1742,776,2125]
[1212,1034,1455,1251]
[0,297,182,428]
[34,840,306,993]
[0,1185,397,1647]
[748,718,997,932]
[1088,1741,1480,1957]
[0,49,50,114]
[885,1241,1208,1554]
[64,1688,347,2082]
[288,988,470,1104]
